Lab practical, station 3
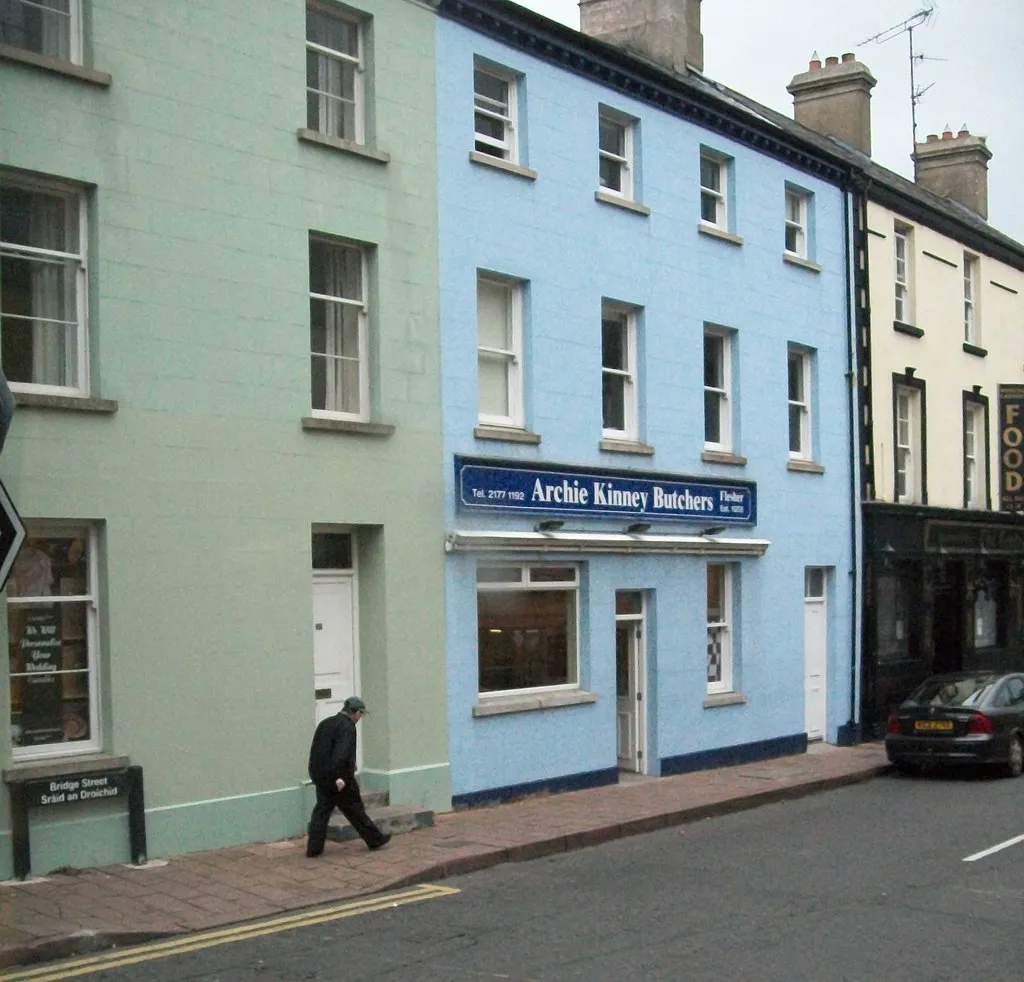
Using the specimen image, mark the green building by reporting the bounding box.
[0,0,447,878]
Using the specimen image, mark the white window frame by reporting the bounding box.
[473,61,518,163]
[0,174,88,397]
[1,0,82,63]
[707,563,734,694]
[476,272,523,428]
[784,187,809,258]
[476,563,580,698]
[8,523,101,760]
[699,151,728,230]
[787,346,812,460]
[309,235,370,421]
[963,252,979,344]
[894,224,913,324]
[598,107,634,200]
[895,385,921,503]
[601,301,638,440]
[305,2,365,144]
[964,400,986,509]
[703,328,732,452]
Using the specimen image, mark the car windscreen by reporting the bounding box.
[913,677,998,707]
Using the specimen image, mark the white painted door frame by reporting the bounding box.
[804,567,827,742]
[615,593,647,773]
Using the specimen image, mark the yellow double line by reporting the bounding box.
[0,883,460,981]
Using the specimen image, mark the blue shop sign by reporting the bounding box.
[456,458,755,524]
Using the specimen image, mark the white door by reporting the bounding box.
[615,591,646,773]
[313,574,359,759]
[804,568,827,741]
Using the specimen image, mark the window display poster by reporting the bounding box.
[19,607,64,745]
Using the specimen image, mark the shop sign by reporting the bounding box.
[998,385,1024,511]
[456,457,755,524]
[23,770,127,808]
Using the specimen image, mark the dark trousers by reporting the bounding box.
[307,778,386,855]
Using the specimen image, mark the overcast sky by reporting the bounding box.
[512,0,1024,243]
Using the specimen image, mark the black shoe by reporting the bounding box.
[306,848,322,858]
[368,833,391,851]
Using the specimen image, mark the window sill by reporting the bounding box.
[472,690,598,718]
[13,392,118,413]
[3,754,130,783]
[787,459,825,474]
[782,252,822,273]
[599,437,655,456]
[701,449,747,466]
[469,151,538,181]
[893,320,924,338]
[703,692,747,709]
[697,223,744,247]
[302,416,395,437]
[594,189,651,216]
[296,129,390,164]
[474,425,541,445]
[0,43,111,86]
[962,342,988,358]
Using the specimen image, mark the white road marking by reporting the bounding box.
[963,832,1024,862]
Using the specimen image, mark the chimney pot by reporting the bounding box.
[926,133,939,142]
[941,128,953,140]
[579,0,704,74]
[809,57,822,70]
[825,55,839,66]
[841,52,855,63]
[958,126,970,138]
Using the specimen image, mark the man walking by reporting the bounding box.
[306,696,390,857]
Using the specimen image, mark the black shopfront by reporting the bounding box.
[861,503,1024,736]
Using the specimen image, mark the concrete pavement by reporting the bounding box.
[0,742,890,969]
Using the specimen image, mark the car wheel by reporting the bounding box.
[1006,736,1024,779]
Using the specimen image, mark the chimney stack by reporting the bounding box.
[787,52,876,155]
[579,0,704,75]
[913,127,992,220]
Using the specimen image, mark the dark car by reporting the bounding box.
[885,671,1024,777]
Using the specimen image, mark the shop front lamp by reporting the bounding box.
[535,519,565,533]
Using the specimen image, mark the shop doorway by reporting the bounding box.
[804,567,827,742]
[932,562,965,674]
[615,591,646,773]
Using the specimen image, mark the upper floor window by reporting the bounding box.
[0,176,86,395]
[703,328,732,451]
[787,346,812,460]
[1,0,80,62]
[963,253,979,344]
[474,62,518,163]
[699,151,729,229]
[309,235,369,419]
[477,272,523,428]
[598,107,634,200]
[306,2,365,144]
[784,187,809,258]
[601,301,638,440]
[894,224,913,324]
[707,563,734,694]
[8,524,100,758]
[894,382,923,503]
[964,397,988,509]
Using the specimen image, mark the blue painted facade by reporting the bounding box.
[437,4,859,803]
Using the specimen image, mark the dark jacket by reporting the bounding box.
[307,711,357,786]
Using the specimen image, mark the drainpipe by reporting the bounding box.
[840,184,862,745]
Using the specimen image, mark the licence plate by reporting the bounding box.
[914,720,954,732]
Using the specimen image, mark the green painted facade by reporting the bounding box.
[0,0,447,878]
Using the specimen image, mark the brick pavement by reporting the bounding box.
[0,743,889,969]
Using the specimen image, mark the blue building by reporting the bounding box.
[437,0,860,805]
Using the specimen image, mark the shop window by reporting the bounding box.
[875,573,909,662]
[974,587,998,649]
[476,563,578,695]
[8,525,99,757]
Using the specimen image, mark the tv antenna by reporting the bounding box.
[858,4,940,157]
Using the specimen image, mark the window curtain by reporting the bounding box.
[29,192,74,387]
